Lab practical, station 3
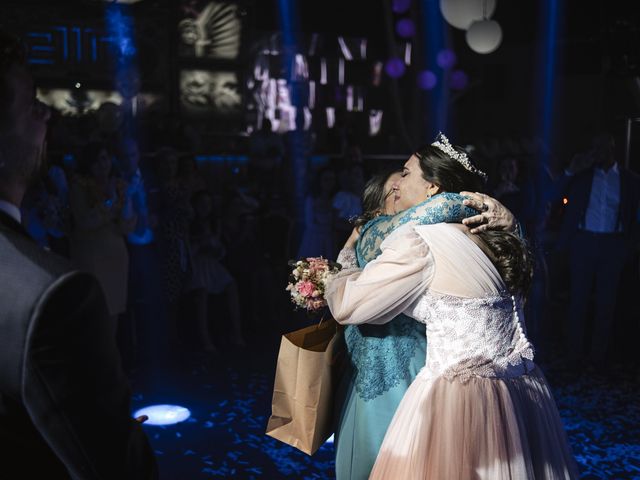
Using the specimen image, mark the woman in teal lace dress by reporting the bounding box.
[334,135,519,480]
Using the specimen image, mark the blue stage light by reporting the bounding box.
[436,49,457,69]
[385,58,406,78]
[392,0,412,14]
[396,18,416,38]
[417,70,437,90]
[450,70,469,90]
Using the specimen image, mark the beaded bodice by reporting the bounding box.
[412,291,535,383]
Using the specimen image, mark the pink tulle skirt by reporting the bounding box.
[370,366,579,480]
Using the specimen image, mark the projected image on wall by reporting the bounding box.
[180,70,242,116]
[178,0,242,59]
[37,88,162,116]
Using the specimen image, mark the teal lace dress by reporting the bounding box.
[334,192,477,480]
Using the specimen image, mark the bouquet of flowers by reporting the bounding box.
[286,257,342,312]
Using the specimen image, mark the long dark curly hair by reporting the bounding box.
[414,143,534,296]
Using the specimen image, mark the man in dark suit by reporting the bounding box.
[0,31,157,478]
[556,132,640,366]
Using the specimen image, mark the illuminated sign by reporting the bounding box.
[26,25,118,67]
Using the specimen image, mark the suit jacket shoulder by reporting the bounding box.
[0,222,158,479]
[0,222,75,395]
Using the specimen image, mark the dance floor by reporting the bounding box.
[130,338,639,479]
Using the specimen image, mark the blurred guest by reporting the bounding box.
[493,156,521,201]
[556,132,640,366]
[492,156,535,231]
[177,154,207,195]
[343,143,363,166]
[249,145,283,198]
[249,118,284,161]
[69,141,136,333]
[297,166,338,259]
[0,28,156,479]
[222,184,262,332]
[333,163,364,253]
[250,119,286,197]
[185,190,245,352]
[115,137,168,372]
[22,165,70,256]
[152,146,193,339]
[91,101,124,146]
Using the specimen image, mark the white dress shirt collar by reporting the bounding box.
[0,199,22,224]
[596,162,619,175]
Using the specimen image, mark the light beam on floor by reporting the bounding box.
[134,404,192,426]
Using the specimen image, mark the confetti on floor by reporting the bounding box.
[130,341,640,479]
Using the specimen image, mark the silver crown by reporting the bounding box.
[431,132,487,179]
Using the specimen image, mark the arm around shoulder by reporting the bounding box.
[326,225,435,326]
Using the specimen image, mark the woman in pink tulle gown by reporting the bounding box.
[326,136,579,480]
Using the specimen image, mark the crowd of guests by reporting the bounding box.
[2,25,639,478]
[30,115,640,374]
[22,138,263,368]
[470,132,640,370]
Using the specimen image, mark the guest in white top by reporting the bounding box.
[556,132,640,366]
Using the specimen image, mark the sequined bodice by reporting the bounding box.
[411,291,535,383]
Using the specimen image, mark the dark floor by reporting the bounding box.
[129,333,640,480]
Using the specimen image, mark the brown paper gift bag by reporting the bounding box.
[265,318,344,455]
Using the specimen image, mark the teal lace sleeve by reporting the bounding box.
[342,192,475,402]
[356,192,477,265]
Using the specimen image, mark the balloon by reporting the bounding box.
[440,0,497,30]
[465,19,502,54]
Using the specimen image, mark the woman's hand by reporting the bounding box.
[344,227,360,249]
[460,192,517,234]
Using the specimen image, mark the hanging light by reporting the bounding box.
[465,19,502,54]
[465,0,502,54]
[440,0,497,30]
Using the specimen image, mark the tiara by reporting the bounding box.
[431,132,487,179]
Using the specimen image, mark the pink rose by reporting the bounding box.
[296,281,315,297]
